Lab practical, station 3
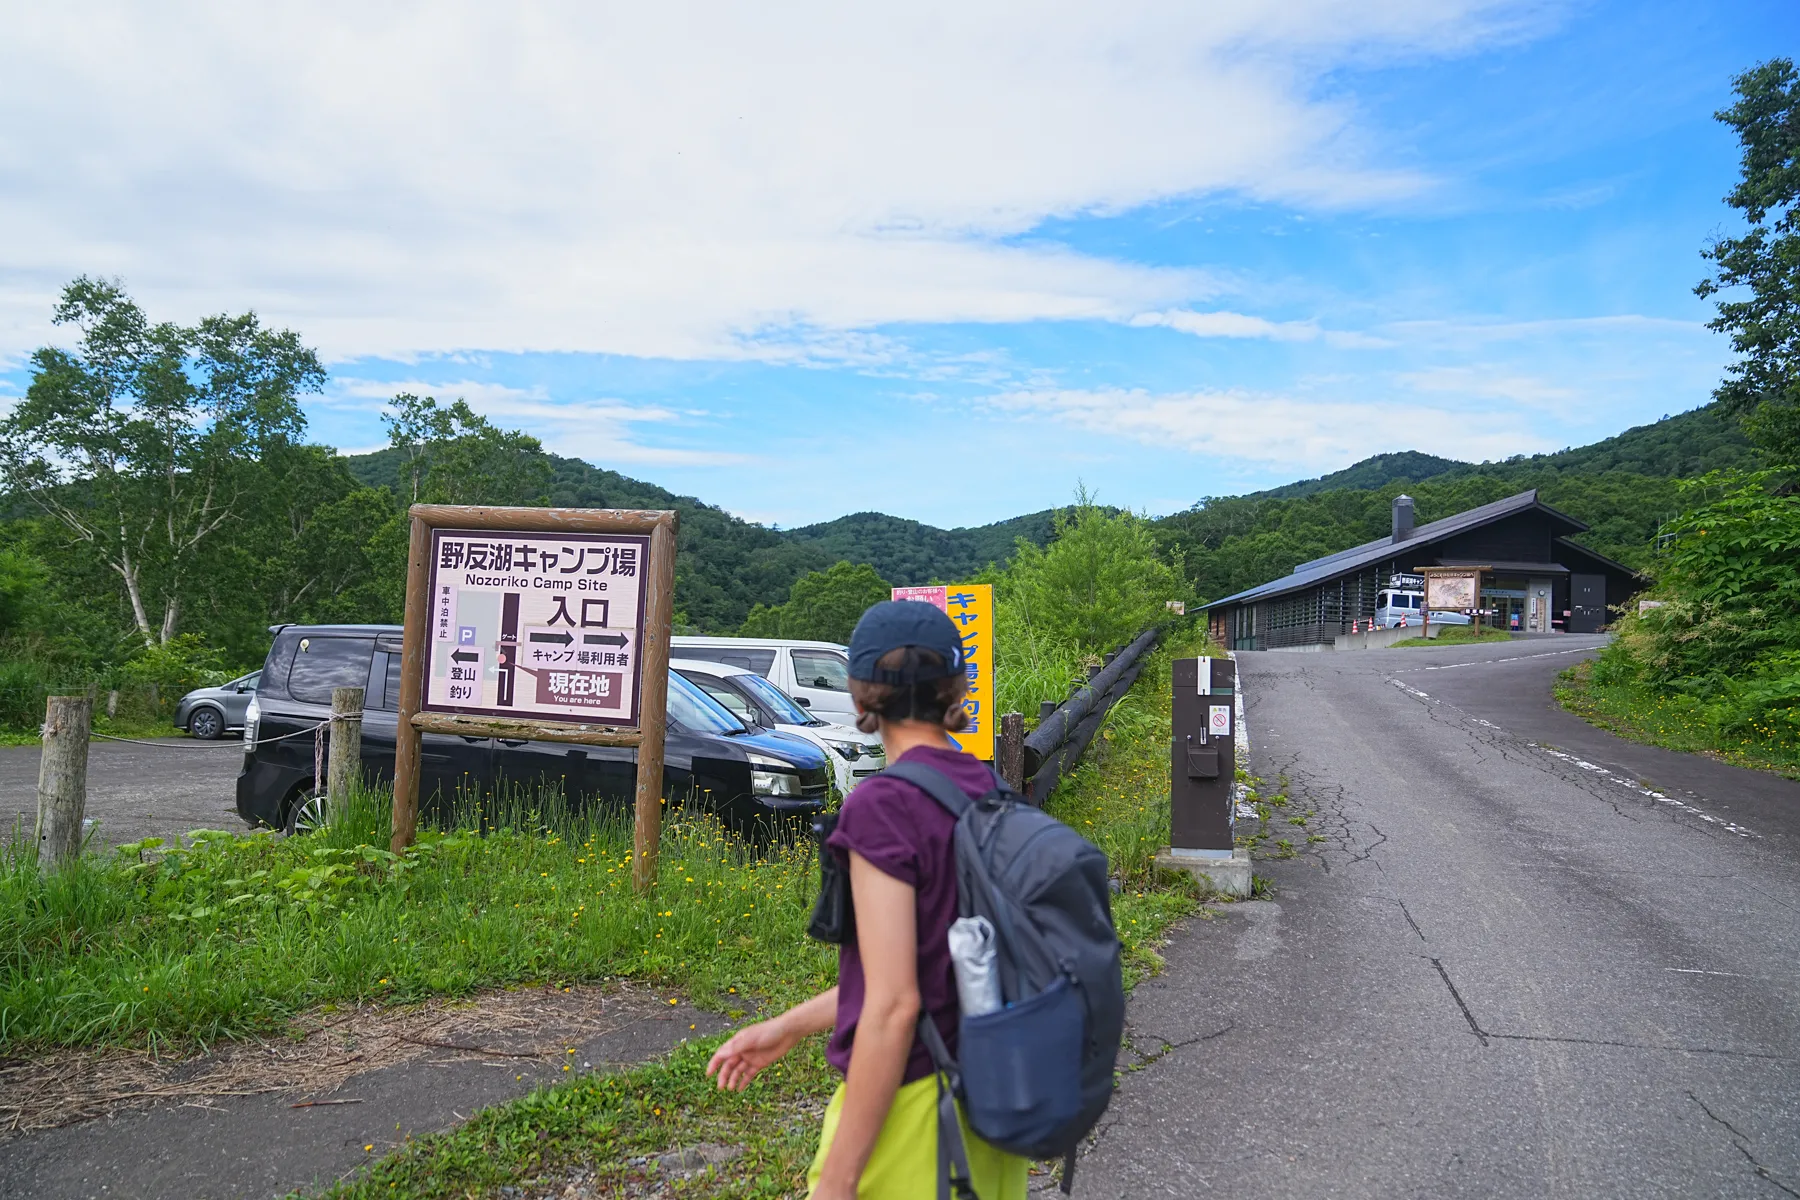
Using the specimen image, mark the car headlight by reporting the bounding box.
[821,738,862,761]
[747,752,801,797]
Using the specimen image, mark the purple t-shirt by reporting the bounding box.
[824,745,993,1084]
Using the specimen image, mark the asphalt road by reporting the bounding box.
[1076,635,1800,1199]
[2,736,247,849]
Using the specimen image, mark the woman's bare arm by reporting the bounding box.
[811,850,919,1197]
[707,986,838,1092]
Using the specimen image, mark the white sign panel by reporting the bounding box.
[423,529,650,726]
[1208,704,1232,736]
[1195,656,1212,695]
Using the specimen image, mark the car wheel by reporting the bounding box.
[284,790,328,836]
[188,706,224,740]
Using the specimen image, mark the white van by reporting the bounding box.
[672,658,885,794]
[1375,589,1472,629]
[670,636,855,722]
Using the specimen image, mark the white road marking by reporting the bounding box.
[1385,675,1758,839]
[1531,745,1756,838]
[1666,968,1751,978]
[1417,647,1597,671]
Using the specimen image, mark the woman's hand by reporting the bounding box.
[706,1016,801,1091]
[706,987,838,1093]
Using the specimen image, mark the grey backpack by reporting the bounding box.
[884,761,1124,1199]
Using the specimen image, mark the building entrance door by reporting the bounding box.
[1481,581,1526,631]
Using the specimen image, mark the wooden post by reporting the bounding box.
[391,514,432,853]
[35,696,92,872]
[632,515,678,893]
[997,712,1025,792]
[328,686,364,806]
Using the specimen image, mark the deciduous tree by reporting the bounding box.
[1699,58,1800,465]
[0,278,323,648]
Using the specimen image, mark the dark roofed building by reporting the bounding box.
[1203,490,1642,652]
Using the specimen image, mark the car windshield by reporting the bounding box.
[734,672,814,725]
[667,670,749,735]
[686,673,760,723]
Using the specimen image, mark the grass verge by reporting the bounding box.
[1,788,835,1051]
[1390,626,1513,648]
[1555,659,1800,779]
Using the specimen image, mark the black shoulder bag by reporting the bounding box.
[805,810,854,944]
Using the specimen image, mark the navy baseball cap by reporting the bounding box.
[848,601,965,684]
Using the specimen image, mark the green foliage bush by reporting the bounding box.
[1590,472,1800,747]
[117,633,233,697]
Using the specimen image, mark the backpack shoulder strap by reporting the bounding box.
[882,760,975,819]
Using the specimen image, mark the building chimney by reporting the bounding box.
[1392,494,1415,543]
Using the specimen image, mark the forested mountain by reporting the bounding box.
[782,510,1059,586]
[1252,405,1755,501]
[346,448,836,632]
[335,401,1756,623]
[1154,403,1761,603]
[1252,451,1467,499]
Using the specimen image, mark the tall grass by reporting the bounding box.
[0,777,834,1052]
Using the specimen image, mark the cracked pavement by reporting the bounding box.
[1074,636,1800,1199]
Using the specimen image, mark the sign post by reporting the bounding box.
[391,504,678,894]
[890,584,994,761]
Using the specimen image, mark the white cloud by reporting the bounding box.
[0,1,1529,362]
[1398,366,1577,408]
[326,376,744,467]
[1131,309,1320,341]
[988,386,1555,468]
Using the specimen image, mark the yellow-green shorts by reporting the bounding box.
[807,1073,1029,1199]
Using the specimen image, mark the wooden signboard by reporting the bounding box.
[1421,566,1485,638]
[391,504,678,893]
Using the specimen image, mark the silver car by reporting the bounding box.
[174,671,261,740]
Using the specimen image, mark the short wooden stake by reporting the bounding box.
[998,712,1025,792]
[328,686,364,806]
[35,695,93,872]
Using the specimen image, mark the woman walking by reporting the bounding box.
[707,600,1028,1200]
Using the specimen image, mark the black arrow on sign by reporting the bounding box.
[582,633,629,648]
[451,649,479,664]
[529,631,574,646]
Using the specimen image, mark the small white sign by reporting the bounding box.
[1208,704,1231,736]
[1196,656,1212,695]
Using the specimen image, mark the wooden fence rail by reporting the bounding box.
[1005,625,1162,806]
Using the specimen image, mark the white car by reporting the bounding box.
[671,658,885,795]
[670,636,856,723]
[1375,589,1472,629]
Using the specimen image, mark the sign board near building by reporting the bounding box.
[392,505,677,894]
[425,529,651,726]
[1425,570,1480,612]
[890,584,995,761]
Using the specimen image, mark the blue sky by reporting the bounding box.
[1,1,1793,528]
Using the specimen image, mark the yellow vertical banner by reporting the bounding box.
[891,583,994,761]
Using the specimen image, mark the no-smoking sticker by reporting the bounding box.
[1208,705,1231,736]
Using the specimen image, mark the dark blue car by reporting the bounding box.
[237,624,831,836]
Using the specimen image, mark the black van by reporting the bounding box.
[235,624,832,835]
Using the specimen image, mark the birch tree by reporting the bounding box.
[0,277,322,648]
